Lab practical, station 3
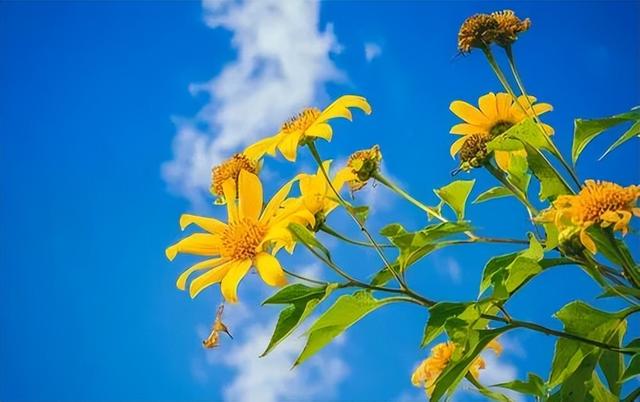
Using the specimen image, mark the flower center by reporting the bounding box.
[220,218,267,260]
[489,120,514,137]
[211,154,258,196]
[281,108,321,134]
[459,133,489,168]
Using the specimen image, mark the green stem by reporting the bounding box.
[484,162,539,215]
[282,268,327,286]
[306,142,406,288]
[483,313,636,355]
[504,46,582,189]
[320,224,393,248]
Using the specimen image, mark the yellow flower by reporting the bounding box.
[297,161,344,222]
[244,95,372,162]
[412,340,502,395]
[210,153,259,199]
[449,92,553,170]
[538,180,640,254]
[335,145,382,192]
[166,170,314,303]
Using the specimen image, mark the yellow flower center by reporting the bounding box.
[459,133,489,168]
[211,154,259,196]
[220,218,267,260]
[281,108,321,134]
[573,181,639,225]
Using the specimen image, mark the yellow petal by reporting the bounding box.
[220,259,252,303]
[179,214,226,233]
[317,95,372,123]
[450,123,485,135]
[450,100,489,126]
[238,170,263,220]
[254,252,287,287]
[580,229,597,254]
[260,180,294,224]
[333,167,357,191]
[450,136,467,158]
[305,122,333,140]
[177,257,228,290]
[531,102,553,117]
[188,260,233,298]
[541,123,555,135]
[278,131,301,162]
[495,93,512,116]
[494,150,512,171]
[222,178,238,223]
[165,233,221,261]
[244,136,276,159]
[478,92,498,119]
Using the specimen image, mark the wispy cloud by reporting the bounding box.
[364,42,382,62]
[434,256,462,285]
[162,0,342,205]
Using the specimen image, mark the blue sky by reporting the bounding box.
[1,1,639,401]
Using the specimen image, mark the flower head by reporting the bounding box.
[449,92,553,170]
[166,170,314,303]
[296,161,345,230]
[244,95,372,162]
[211,153,259,199]
[457,13,500,54]
[335,145,382,192]
[412,340,502,395]
[538,180,640,253]
[458,132,490,171]
[491,10,531,48]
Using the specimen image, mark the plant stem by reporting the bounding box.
[306,142,407,288]
[320,224,393,248]
[504,46,582,189]
[281,268,327,286]
[484,162,539,215]
[482,313,636,355]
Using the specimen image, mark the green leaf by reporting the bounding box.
[288,222,331,261]
[621,354,640,382]
[572,109,640,164]
[597,285,640,299]
[261,284,337,357]
[434,180,475,220]
[505,153,531,194]
[467,374,513,402]
[549,302,627,387]
[473,186,513,204]
[345,203,370,225]
[599,323,626,395]
[587,372,619,402]
[294,291,393,366]
[502,117,554,152]
[421,302,470,347]
[523,142,572,201]
[429,327,511,402]
[479,252,519,295]
[493,372,546,398]
[263,283,328,305]
[601,120,640,159]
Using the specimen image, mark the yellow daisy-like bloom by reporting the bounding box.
[166,170,314,303]
[210,153,259,198]
[412,340,502,396]
[244,95,372,162]
[335,145,382,192]
[491,10,531,48]
[297,161,345,221]
[449,92,554,170]
[538,180,640,254]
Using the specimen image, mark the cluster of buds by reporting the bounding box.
[458,10,531,54]
[210,153,260,201]
[458,133,490,171]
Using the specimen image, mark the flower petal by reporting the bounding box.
[305,122,333,140]
[254,252,287,287]
[238,170,263,220]
[494,150,512,171]
[495,93,512,116]
[278,131,302,162]
[450,100,489,126]
[317,95,371,123]
[177,257,228,290]
[220,259,252,303]
[478,92,498,119]
[244,136,277,159]
[165,233,221,261]
[188,260,233,298]
[450,136,467,158]
[179,214,226,233]
[450,123,485,135]
[222,178,238,223]
[580,229,597,254]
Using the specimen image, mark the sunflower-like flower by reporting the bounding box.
[210,153,259,200]
[412,340,502,396]
[491,10,531,48]
[537,180,640,254]
[449,92,553,170]
[166,171,314,303]
[295,161,346,230]
[335,145,382,192]
[244,95,372,162]
[457,13,500,54]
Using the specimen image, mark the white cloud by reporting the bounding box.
[435,256,462,285]
[364,42,382,62]
[210,320,348,402]
[163,0,342,204]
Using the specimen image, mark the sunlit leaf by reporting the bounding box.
[523,142,572,201]
[434,180,475,220]
[421,302,470,347]
[289,222,331,261]
[601,120,640,159]
[493,372,546,398]
[473,186,512,204]
[621,354,640,382]
[599,324,626,396]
